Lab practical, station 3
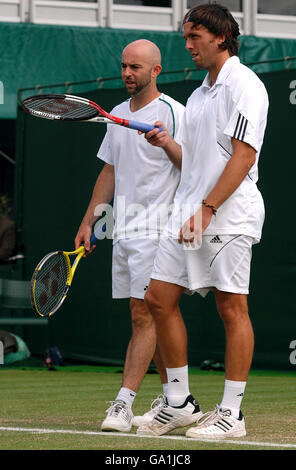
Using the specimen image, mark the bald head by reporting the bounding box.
[122,39,162,67]
[121,39,162,97]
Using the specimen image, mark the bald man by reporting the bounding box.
[75,40,185,432]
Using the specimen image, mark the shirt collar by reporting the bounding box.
[201,55,240,89]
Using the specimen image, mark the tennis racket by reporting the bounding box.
[22,93,162,133]
[30,222,106,318]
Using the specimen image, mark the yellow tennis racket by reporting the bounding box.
[30,225,105,318]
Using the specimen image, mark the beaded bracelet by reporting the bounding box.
[202,200,217,216]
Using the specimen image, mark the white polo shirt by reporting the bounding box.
[98,93,185,241]
[171,56,269,242]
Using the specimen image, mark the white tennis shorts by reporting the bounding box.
[112,238,160,299]
[151,234,254,297]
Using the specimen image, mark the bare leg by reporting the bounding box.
[102,297,166,432]
[145,280,185,368]
[214,290,254,381]
[122,297,158,391]
[152,343,167,385]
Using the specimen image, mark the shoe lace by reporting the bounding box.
[105,400,129,417]
[197,404,228,426]
[150,394,166,412]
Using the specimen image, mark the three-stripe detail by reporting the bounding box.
[155,410,174,425]
[234,113,248,141]
[214,418,233,432]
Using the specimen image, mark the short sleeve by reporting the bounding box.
[97,126,113,165]
[223,81,268,152]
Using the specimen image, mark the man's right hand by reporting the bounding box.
[74,223,96,256]
[143,121,171,148]
[143,121,182,171]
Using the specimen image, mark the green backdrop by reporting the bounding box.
[13,69,296,371]
[0,21,296,119]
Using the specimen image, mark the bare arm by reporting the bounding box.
[143,121,182,170]
[204,138,256,211]
[75,163,115,252]
[179,138,256,243]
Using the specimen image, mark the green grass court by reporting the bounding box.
[0,362,295,450]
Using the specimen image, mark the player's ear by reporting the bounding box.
[216,33,226,48]
[152,64,162,79]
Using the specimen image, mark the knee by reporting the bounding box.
[144,287,165,321]
[145,289,172,322]
[218,300,250,326]
[129,298,154,331]
[145,280,182,322]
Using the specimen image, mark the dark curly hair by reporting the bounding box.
[183,3,240,56]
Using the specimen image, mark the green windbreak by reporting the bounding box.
[0,21,295,118]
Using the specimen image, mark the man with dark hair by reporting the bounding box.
[137,3,269,438]
[184,2,240,56]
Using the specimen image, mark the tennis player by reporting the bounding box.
[137,4,269,438]
[75,39,185,432]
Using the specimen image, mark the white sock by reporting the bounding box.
[166,365,190,407]
[220,379,246,419]
[115,387,136,408]
[162,383,168,397]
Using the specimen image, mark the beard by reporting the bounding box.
[126,75,152,96]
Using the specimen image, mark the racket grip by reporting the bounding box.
[90,223,106,245]
[128,120,163,133]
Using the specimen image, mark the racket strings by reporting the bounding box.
[25,97,98,120]
[32,252,70,316]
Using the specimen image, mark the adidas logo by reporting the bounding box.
[237,393,244,397]
[210,235,222,244]
[171,378,180,383]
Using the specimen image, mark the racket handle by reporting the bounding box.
[90,222,106,245]
[128,120,163,133]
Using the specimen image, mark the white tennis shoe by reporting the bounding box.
[186,405,246,439]
[101,400,133,432]
[137,394,202,436]
[132,394,167,427]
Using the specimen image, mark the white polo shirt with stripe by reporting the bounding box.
[98,93,185,241]
[172,55,269,243]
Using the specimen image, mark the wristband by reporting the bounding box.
[202,200,217,216]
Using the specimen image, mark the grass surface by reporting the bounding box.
[0,364,295,450]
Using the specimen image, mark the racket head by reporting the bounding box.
[30,251,72,317]
[22,94,99,121]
